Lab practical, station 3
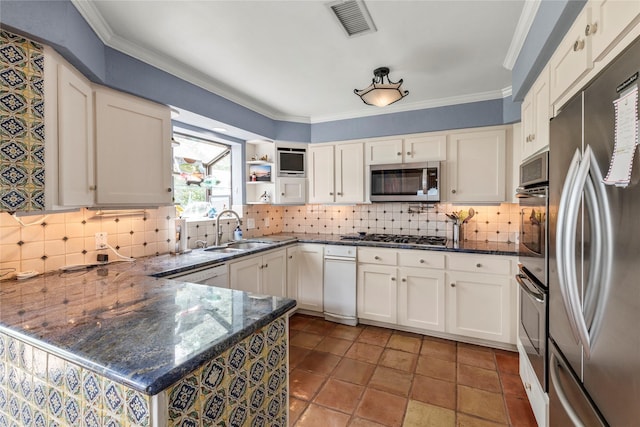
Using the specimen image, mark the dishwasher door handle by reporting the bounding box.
[324,256,356,262]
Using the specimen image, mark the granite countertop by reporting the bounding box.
[0,263,295,395]
[0,232,514,396]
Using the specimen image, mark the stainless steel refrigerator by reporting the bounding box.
[549,35,640,426]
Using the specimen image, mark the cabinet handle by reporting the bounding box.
[391,277,396,281]
[573,39,585,52]
[397,152,402,156]
[530,134,535,141]
[450,283,456,287]
[89,185,96,191]
[374,256,381,260]
[264,264,268,268]
[476,263,482,268]
[451,189,457,194]
[524,382,532,391]
[419,259,425,264]
[585,22,597,36]
[401,278,406,282]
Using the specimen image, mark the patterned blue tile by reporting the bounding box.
[266,323,279,345]
[0,117,26,137]
[249,359,266,385]
[7,366,18,393]
[32,348,47,381]
[0,141,27,162]
[7,339,17,364]
[102,416,121,427]
[0,69,25,89]
[46,355,64,388]
[266,346,281,370]
[267,370,282,395]
[8,393,19,419]
[125,390,149,426]
[0,360,5,384]
[0,387,6,411]
[63,396,80,425]
[83,406,100,427]
[64,363,81,396]
[229,374,248,401]
[19,372,32,402]
[201,360,224,391]
[168,378,198,413]
[19,343,32,371]
[249,385,266,412]
[0,335,4,359]
[0,44,26,64]
[103,381,124,415]
[0,414,7,427]
[20,402,33,427]
[202,391,226,422]
[249,334,265,358]
[228,345,248,371]
[32,411,45,427]
[0,189,27,210]
[47,388,62,418]
[250,413,266,427]
[32,380,46,410]
[82,371,101,405]
[229,404,248,427]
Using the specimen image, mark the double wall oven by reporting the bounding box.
[516,151,549,391]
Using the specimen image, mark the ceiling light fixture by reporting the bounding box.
[354,67,409,107]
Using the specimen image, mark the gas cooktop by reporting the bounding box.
[340,233,447,247]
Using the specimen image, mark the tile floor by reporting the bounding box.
[288,314,537,427]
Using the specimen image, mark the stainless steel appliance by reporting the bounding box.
[340,233,447,247]
[323,245,357,326]
[548,36,640,426]
[369,162,440,202]
[516,151,549,391]
[277,146,306,177]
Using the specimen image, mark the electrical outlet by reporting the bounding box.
[95,232,108,249]
[246,218,256,229]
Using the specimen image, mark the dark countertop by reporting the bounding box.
[0,232,514,396]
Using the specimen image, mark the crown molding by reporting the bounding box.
[70,0,114,44]
[503,0,541,70]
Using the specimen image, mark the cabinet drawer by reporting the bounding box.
[398,250,445,269]
[358,248,397,265]
[447,254,512,275]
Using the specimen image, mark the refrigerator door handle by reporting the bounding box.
[556,148,583,344]
[550,352,590,427]
[565,145,595,358]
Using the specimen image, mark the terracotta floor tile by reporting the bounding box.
[420,338,457,362]
[457,364,502,393]
[358,326,392,347]
[415,355,456,382]
[348,418,387,427]
[386,334,422,354]
[403,400,455,427]
[495,350,519,376]
[290,332,324,349]
[332,358,376,386]
[290,346,311,370]
[368,366,413,396]
[456,413,508,427]
[313,378,364,414]
[504,395,537,427]
[457,385,508,424]
[458,342,493,353]
[304,319,337,336]
[500,373,527,398]
[410,374,456,410]
[378,348,418,372]
[457,346,496,370]
[315,336,353,356]
[290,315,314,331]
[392,330,423,339]
[355,388,407,427]
[330,324,364,341]
[296,403,351,427]
[297,351,341,375]
[289,397,309,425]
[345,342,384,364]
[290,368,327,401]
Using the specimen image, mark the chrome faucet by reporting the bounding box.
[215,209,242,246]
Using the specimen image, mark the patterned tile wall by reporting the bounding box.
[0,30,45,211]
[0,332,152,427]
[282,202,520,244]
[166,316,288,426]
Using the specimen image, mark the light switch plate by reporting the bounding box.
[246,218,256,229]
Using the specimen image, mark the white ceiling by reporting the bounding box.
[72,0,533,124]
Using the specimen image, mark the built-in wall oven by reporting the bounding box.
[516,151,549,391]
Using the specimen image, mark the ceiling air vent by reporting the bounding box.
[327,0,377,38]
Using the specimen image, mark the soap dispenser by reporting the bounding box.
[234,225,243,241]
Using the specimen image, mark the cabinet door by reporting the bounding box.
[446,271,514,344]
[520,91,535,160]
[308,145,335,203]
[404,135,447,162]
[296,244,324,312]
[94,88,172,206]
[335,143,364,203]
[286,246,298,300]
[364,138,403,165]
[591,0,640,62]
[448,129,506,202]
[261,250,287,297]
[274,177,305,205]
[531,67,551,155]
[548,9,593,104]
[398,267,445,332]
[57,64,95,206]
[357,264,397,323]
[229,255,261,294]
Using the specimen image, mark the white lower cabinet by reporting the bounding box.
[229,249,286,297]
[357,264,398,324]
[291,244,324,312]
[518,340,549,427]
[398,267,446,332]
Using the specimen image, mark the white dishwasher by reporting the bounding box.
[323,246,357,326]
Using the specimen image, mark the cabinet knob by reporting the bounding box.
[281,192,285,196]
[573,39,585,52]
[397,152,402,156]
[524,382,532,391]
[337,192,342,196]
[419,259,425,264]
[391,277,396,281]
[329,192,334,196]
[530,134,535,141]
[401,278,406,282]
[476,263,482,268]
[264,264,268,268]
[406,152,411,156]
[167,188,172,193]
[374,256,381,260]
[89,185,96,191]
[450,283,456,287]
[451,189,457,194]
[288,255,293,259]
[585,22,597,36]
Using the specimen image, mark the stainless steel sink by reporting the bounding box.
[226,241,270,250]
[204,247,245,254]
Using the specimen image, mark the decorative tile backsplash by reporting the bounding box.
[0,30,46,212]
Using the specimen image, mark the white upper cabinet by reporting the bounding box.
[365,134,446,165]
[94,87,173,206]
[447,129,506,202]
[308,142,364,204]
[521,66,551,160]
[590,0,640,62]
[274,177,306,205]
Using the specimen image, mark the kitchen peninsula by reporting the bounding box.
[0,261,295,426]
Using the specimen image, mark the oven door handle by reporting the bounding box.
[516,274,545,303]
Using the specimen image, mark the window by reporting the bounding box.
[172,133,232,218]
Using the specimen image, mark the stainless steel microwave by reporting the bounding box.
[370,162,440,202]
